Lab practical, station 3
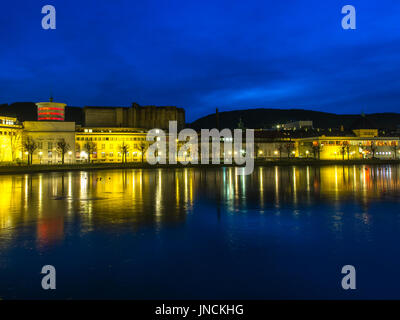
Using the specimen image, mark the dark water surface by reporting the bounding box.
[0,165,400,299]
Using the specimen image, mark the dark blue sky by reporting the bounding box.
[1,0,400,121]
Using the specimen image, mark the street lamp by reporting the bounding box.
[68,151,72,164]
[39,151,43,164]
[80,151,87,162]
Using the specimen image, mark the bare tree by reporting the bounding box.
[345,142,350,160]
[119,142,129,163]
[370,141,377,159]
[312,142,323,160]
[83,142,96,163]
[391,141,398,160]
[312,145,317,159]
[277,144,284,159]
[23,137,38,165]
[56,139,71,164]
[340,144,346,161]
[255,145,260,159]
[285,142,295,159]
[139,142,147,163]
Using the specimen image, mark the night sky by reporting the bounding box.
[1,0,400,121]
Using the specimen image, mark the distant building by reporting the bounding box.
[296,136,399,160]
[280,120,313,130]
[83,103,185,131]
[254,130,294,159]
[351,114,378,138]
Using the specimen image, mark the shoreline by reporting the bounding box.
[0,159,399,175]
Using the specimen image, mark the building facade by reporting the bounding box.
[296,136,400,160]
[0,116,23,162]
[1,102,400,165]
[280,120,313,130]
[23,121,76,164]
[84,103,185,130]
[75,127,149,163]
[36,98,66,121]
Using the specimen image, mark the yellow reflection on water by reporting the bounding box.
[0,165,399,249]
[274,166,279,208]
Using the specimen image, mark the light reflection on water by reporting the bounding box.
[0,165,400,299]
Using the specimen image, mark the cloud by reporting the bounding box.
[1,0,400,121]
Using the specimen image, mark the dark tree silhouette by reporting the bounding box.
[56,139,71,164]
[312,142,323,160]
[277,144,284,159]
[83,142,96,163]
[119,142,129,163]
[391,141,398,160]
[254,145,259,159]
[370,141,377,159]
[345,142,350,160]
[139,142,147,163]
[285,142,295,159]
[340,144,346,161]
[23,137,37,165]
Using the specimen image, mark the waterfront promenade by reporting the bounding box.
[0,159,399,175]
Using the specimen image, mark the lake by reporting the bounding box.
[0,165,399,299]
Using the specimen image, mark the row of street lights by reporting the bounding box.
[24,150,73,164]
